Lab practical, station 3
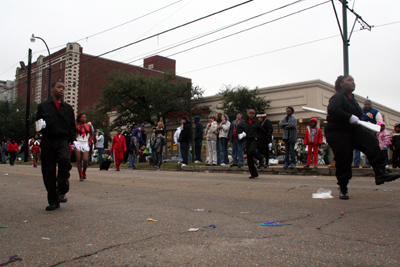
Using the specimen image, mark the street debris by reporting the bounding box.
[312,188,334,199]
[146,218,158,222]
[188,228,199,232]
[260,221,293,226]
[42,237,50,240]
[0,226,7,229]
[191,209,204,212]
[204,225,216,228]
[4,173,8,176]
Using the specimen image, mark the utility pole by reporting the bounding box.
[187,82,194,163]
[24,49,32,162]
[331,0,372,76]
[342,0,349,75]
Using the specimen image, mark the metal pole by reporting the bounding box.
[188,82,194,163]
[342,0,349,75]
[33,36,52,99]
[24,49,32,162]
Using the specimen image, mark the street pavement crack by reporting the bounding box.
[49,233,165,267]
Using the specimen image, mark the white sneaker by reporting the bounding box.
[220,163,227,166]
[194,160,201,163]
[385,165,389,169]
[181,163,187,167]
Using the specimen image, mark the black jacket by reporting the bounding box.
[258,118,273,148]
[36,100,76,143]
[326,90,362,129]
[243,119,262,140]
[194,116,204,141]
[179,121,191,143]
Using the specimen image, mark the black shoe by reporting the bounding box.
[238,165,243,168]
[45,204,60,211]
[375,171,400,185]
[212,164,217,166]
[304,165,310,168]
[83,174,86,180]
[264,165,269,168]
[58,194,68,203]
[339,190,349,200]
[206,164,211,166]
[230,164,237,167]
[249,175,258,179]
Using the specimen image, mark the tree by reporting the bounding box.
[0,97,38,142]
[80,108,112,148]
[217,85,270,119]
[97,71,206,129]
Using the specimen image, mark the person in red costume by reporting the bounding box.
[74,113,93,181]
[304,117,323,168]
[7,139,20,166]
[29,134,41,168]
[110,128,126,171]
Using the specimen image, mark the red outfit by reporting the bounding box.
[7,142,20,152]
[30,139,41,153]
[110,134,126,170]
[304,118,323,166]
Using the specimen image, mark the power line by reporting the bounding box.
[0,0,183,77]
[125,0,305,64]
[7,0,254,93]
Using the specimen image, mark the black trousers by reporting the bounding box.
[325,124,385,189]
[246,138,264,177]
[393,150,400,168]
[9,151,17,165]
[41,138,72,205]
[258,147,269,166]
[180,141,190,164]
[195,139,202,162]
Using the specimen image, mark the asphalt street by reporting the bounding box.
[1,164,400,266]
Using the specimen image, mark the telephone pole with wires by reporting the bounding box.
[331,0,372,75]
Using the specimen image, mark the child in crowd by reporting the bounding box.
[153,122,165,169]
[376,121,391,168]
[205,115,218,166]
[128,137,138,169]
[391,123,400,168]
[304,118,323,168]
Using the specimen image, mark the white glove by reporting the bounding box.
[35,119,46,131]
[349,115,359,125]
[268,143,272,149]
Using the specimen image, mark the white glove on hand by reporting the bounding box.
[349,115,359,125]
[268,143,272,149]
[35,119,46,131]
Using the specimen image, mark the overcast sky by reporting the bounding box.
[1,0,399,111]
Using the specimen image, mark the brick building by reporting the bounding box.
[15,43,190,114]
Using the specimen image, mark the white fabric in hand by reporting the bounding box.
[349,115,359,125]
[268,143,272,149]
[72,141,81,151]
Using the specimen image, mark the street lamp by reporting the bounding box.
[31,34,52,100]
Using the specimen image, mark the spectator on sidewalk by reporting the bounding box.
[391,123,400,168]
[376,121,391,168]
[229,111,245,168]
[353,99,383,168]
[257,112,273,168]
[218,114,230,166]
[194,116,204,163]
[279,106,297,169]
[179,117,191,166]
[205,115,218,166]
[304,118,323,168]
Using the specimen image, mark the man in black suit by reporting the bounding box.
[243,109,264,179]
[257,112,273,168]
[36,82,76,211]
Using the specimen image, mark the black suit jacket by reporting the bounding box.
[36,100,76,143]
[259,118,273,148]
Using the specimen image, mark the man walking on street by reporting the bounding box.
[36,82,76,211]
[243,109,264,179]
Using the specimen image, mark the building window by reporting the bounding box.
[60,62,62,69]
[31,88,34,94]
